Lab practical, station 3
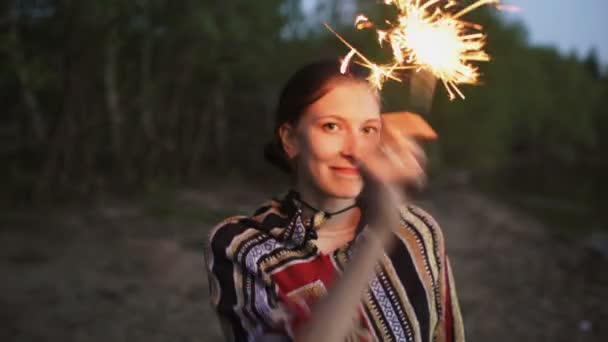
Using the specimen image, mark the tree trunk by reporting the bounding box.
[140,37,155,139]
[140,0,156,140]
[9,8,47,143]
[104,31,123,160]
[213,87,227,167]
[187,108,212,179]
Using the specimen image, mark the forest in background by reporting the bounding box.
[2,3,607,341]
[1,0,607,206]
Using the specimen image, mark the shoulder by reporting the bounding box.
[206,200,284,259]
[207,215,254,256]
[399,204,442,232]
[396,203,447,253]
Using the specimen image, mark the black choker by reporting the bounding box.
[298,197,358,228]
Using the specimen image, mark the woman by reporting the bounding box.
[205,60,464,341]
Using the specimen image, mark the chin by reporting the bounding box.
[320,177,363,199]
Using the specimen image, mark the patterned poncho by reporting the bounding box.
[205,190,464,341]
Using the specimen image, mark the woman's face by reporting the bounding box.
[283,81,382,199]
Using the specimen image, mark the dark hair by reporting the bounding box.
[264,59,378,173]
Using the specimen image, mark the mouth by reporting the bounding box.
[331,167,360,177]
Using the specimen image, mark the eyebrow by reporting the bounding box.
[364,118,382,124]
[313,114,381,124]
[312,114,346,122]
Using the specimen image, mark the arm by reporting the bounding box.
[297,181,405,342]
[297,185,465,341]
[298,116,432,341]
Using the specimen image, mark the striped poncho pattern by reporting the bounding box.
[205,190,464,341]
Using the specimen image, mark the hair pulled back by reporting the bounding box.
[264,59,377,173]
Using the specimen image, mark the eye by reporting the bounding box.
[362,126,379,135]
[322,122,340,132]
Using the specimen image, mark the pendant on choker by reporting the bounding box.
[312,211,328,228]
[295,192,358,230]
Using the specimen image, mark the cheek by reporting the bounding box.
[361,134,381,152]
[302,130,343,162]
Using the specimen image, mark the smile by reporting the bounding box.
[331,167,360,177]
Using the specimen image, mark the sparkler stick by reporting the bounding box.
[410,69,438,116]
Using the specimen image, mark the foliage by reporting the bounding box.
[1,0,607,203]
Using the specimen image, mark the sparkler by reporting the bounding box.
[332,0,505,100]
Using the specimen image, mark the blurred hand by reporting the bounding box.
[356,117,427,188]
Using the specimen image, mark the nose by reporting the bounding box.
[340,130,360,161]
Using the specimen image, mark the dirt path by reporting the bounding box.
[422,188,607,341]
[1,184,606,342]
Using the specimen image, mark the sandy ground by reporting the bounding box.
[1,183,606,342]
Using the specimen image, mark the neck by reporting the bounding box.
[295,181,360,233]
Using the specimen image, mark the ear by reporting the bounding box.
[278,123,299,159]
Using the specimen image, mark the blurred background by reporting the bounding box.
[1,0,607,341]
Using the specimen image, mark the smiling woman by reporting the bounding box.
[281,79,381,199]
[204,60,464,341]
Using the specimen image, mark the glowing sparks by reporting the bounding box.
[355,14,373,29]
[331,0,505,100]
[340,49,357,74]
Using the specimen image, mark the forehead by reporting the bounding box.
[303,81,380,121]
